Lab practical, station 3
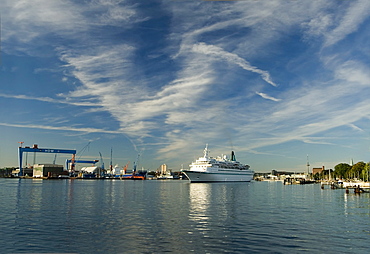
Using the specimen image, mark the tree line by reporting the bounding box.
[0,167,17,177]
[313,162,370,181]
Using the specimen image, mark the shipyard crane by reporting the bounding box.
[122,161,130,175]
[18,143,76,176]
[52,154,57,164]
[109,148,113,173]
[99,152,105,170]
[133,153,140,175]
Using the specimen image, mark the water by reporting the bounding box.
[0,179,369,253]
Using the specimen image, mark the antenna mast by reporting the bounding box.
[306,154,310,177]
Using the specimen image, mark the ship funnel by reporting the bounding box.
[231,151,236,161]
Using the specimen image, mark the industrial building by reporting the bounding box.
[33,164,64,178]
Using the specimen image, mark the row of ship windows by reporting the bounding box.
[193,165,248,169]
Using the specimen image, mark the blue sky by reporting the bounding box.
[1,0,370,172]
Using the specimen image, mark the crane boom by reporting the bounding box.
[99,152,105,170]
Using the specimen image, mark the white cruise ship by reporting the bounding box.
[182,145,254,183]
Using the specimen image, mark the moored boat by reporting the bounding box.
[121,161,147,180]
[182,144,254,183]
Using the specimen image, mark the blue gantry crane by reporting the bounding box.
[18,143,76,177]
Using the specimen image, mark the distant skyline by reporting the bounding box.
[1,0,370,172]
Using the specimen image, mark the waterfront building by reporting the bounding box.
[33,164,64,178]
[312,166,325,175]
[160,164,168,175]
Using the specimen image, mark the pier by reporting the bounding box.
[321,180,370,193]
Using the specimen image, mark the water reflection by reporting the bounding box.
[189,183,211,222]
[4,179,370,253]
[188,183,241,241]
[343,191,370,216]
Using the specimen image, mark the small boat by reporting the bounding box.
[182,144,254,183]
[121,172,146,180]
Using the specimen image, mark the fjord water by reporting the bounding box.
[1,179,369,253]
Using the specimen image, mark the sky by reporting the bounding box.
[1,0,370,173]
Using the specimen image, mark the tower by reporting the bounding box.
[306,154,310,176]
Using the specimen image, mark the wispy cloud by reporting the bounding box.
[192,42,278,87]
[347,124,364,132]
[2,0,370,171]
[34,2,370,157]
[0,122,122,134]
[244,74,370,152]
[323,0,370,47]
[1,0,140,54]
[0,93,98,107]
[2,0,85,46]
[255,92,281,102]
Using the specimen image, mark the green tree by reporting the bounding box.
[349,161,365,180]
[334,163,351,179]
[313,172,320,180]
[361,163,370,181]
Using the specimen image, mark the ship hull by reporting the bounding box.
[183,170,254,183]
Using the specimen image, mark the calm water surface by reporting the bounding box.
[0,179,369,253]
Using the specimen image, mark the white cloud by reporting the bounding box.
[243,76,370,152]
[1,0,140,54]
[2,0,85,43]
[57,2,370,172]
[324,0,370,47]
[2,0,370,171]
[334,60,370,85]
[0,93,97,107]
[192,43,278,87]
[255,92,281,102]
[347,124,364,132]
[0,122,121,134]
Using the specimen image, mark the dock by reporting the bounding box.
[321,180,370,193]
